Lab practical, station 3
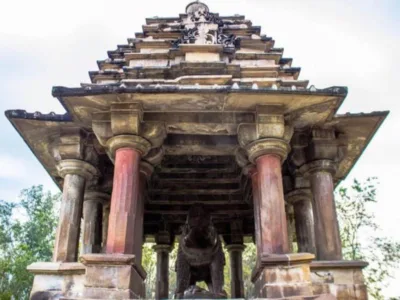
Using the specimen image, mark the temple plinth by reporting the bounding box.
[6,1,388,299]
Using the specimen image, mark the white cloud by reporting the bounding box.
[0,155,28,179]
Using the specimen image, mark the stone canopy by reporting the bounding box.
[5,0,387,241]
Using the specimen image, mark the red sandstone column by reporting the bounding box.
[255,154,289,254]
[303,160,342,260]
[106,148,141,254]
[250,168,263,259]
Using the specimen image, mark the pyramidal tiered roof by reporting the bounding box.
[5,2,388,234]
[85,1,307,90]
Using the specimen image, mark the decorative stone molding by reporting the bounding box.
[172,1,239,49]
[306,128,338,162]
[93,102,166,159]
[285,188,312,204]
[110,102,143,136]
[106,135,151,157]
[226,244,246,253]
[84,191,110,203]
[245,138,290,163]
[300,159,337,177]
[238,105,293,163]
[57,159,99,180]
[153,244,172,253]
[140,161,155,180]
[143,146,164,166]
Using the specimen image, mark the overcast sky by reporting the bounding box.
[0,0,399,297]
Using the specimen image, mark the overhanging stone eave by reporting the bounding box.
[329,111,389,182]
[4,115,70,191]
[55,86,346,130]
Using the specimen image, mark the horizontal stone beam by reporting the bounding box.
[156,167,237,174]
[149,189,242,195]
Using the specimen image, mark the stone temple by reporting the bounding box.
[5,1,388,299]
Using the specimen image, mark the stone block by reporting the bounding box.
[80,253,146,299]
[83,287,139,299]
[310,260,368,300]
[27,262,85,300]
[252,253,315,299]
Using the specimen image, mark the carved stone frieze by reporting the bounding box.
[172,1,240,49]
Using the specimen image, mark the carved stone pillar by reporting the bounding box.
[285,204,295,253]
[238,105,315,299]
[226,244,245,299]
[54,159,98,262]
[250,140,290,255]
[101,201,110,252]
[82,191,109,254]
[82,103,166,299]
[301,160,342,261]
[154,245,171,300]
[154,231,172,300]
[286,189,316,254]
[105,135,150,254]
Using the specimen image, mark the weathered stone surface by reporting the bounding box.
[106,148,141,255]
[226,244,245,298]
[310,260,368,300]
[54,173,86,262]
[301,160,342,260]
[254,154,289,254]
[286,189,316,254]
[82,192,109,254]
[154,244,171,299]
[80,253,146,299]
[27,262,85,300]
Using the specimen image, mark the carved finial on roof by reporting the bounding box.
[185,1,209,15]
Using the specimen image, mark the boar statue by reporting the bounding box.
[174,203,226,299]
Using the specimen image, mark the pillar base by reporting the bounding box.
[27,262,85,299]
[251,253,316,299]
[310,260,368,300]
[80,254,146,299]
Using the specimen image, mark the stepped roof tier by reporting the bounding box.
[5,1,388,238]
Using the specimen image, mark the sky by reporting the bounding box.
[0,0,399,297]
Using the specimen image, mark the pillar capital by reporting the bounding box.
[285,188,312,204]
[237,104,293,164]
[153,244,172,253]
[300,159,337,177]
[106,135,151,157]
[246,138,290,163]
[226,244,245,252]
[84,191,110,204]
[57,159,99,180]
[140,161,154,180]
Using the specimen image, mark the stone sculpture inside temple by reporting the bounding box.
[175,204,226,299]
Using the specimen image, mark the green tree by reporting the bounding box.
[0,185,60,300]
[336,178,400,300]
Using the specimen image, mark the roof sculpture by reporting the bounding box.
[5,1,388,238]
